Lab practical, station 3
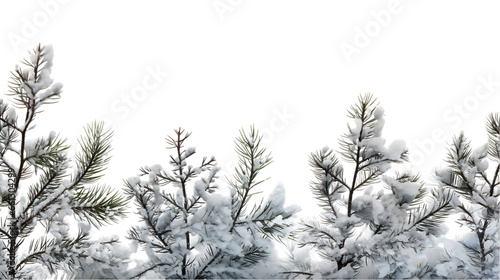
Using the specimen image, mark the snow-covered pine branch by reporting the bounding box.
[126,126,297,279]
[125,128,221,279]
[435,113,499,279]
[195,126,297,279]
[0,45,128,279]
[285,93,453,279]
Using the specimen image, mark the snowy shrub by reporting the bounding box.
[126,126,297,279]
[435,113,500,279]
[0,45,129,279]
[284,94,453,279]
[3,45,497,280]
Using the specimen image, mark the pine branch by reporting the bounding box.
[491,164,500,196]
[72,184,128,228]
[228,125,272,230]
[339,93,378,164]
[17,236,56,270]
[299,219,339,245]
[404,189,453,234]
[196,126,275,279]
[5,44,58,279]
[170,128,193,277]
[339,94,389,217]
[486,113,500,161]
[354,168,381,191]
[187,167,218,212]
[383,171,426,207]
[71,121,113,187]
[0,101,20,135]
[486,113,500,196]
[127,128,223,278]
[126,185,173,254]
[18,159,68,238]
[24,154,68,213]
[238,245,269,266]
[194,250,222,279]
[297,94,417,277]
[444,133,476,197]
[437,114,500,278]
[7,44,43,109]
[193,245,217,279]
[0,45,126,278]
[247,199,291,241]
[309,149,346,217]
[398,173,427,206]
[19,122,114,233]
[44,230,89,273]
[24,133,68,173]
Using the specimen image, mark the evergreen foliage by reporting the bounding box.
[0,45,128,279]
[126,126,297,279]
[284,94,453,279]
[1,44,498,279]
[435,113,500,278]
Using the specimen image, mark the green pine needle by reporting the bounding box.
[72,184,128,228]
[486,113,500,161]
[228,125,272,226]
[405,189,453,235]
[72,121,113,187]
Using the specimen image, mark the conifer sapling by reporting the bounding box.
[0,44,128,279]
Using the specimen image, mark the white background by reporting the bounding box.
[0,1,499,224]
